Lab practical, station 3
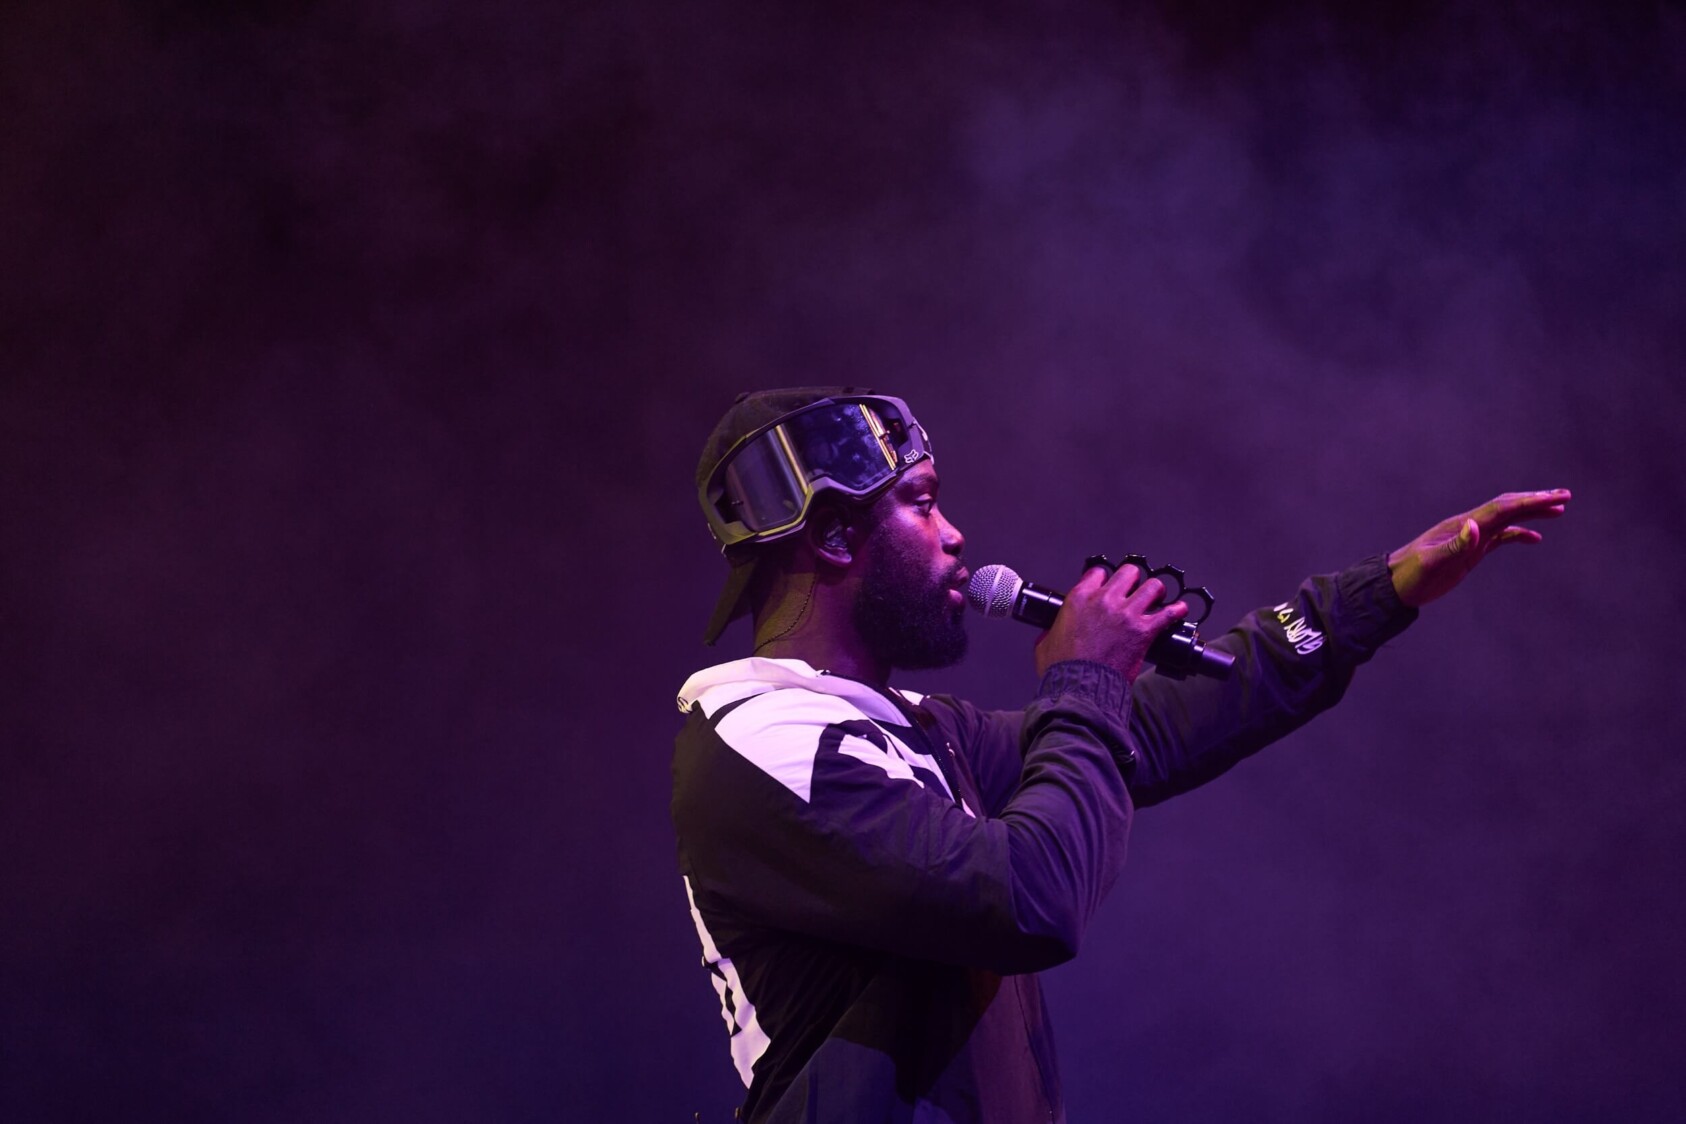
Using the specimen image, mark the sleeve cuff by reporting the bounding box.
[1337,553,1420,653]
[1037,660,1130,714]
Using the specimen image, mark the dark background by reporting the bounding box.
[4,1,1684,1120]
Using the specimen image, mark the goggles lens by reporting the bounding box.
[704,396,931,548]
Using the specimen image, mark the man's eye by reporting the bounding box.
[915,499,936,514]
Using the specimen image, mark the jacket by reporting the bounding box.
[672,555,1417,1122]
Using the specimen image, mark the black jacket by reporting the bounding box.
[672,556,1416,1123]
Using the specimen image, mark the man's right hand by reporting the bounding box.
[1033,563,1189,683]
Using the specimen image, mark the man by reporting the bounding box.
[672,388,1569,1123]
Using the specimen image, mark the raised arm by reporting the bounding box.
[1125,488,1573,804]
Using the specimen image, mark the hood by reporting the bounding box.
[676,657,924,722]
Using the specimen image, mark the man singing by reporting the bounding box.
[672,388,1569,1123]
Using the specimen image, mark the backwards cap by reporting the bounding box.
[695,387,931,645]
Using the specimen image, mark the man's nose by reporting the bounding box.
[939,513,965,555]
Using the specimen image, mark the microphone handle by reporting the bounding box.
[1013,582,1064,629]
[1013,582,1235,680]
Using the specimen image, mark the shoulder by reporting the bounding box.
[681,685,879,805]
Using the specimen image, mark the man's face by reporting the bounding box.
[851,461,970,670]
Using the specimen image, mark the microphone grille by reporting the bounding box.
[965,564,1023,619]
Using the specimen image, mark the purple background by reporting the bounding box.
[4,1,1684,1120]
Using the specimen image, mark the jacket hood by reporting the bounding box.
[676,657,923,722]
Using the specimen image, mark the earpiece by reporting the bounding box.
[812,511,852,560]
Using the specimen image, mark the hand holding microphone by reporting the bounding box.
[966,556,1236,681]
[1043,561,1188,683]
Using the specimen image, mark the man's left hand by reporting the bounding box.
[1388,489,1573,609]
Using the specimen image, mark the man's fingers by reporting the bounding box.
[1104,563,1144,589]
[1445,518,1479,556]
[1154,598,1190,625]
[1120,573,1167,611]
[1070,566,1111,595]
[1480,489,1572,527]
[1491,526,1544,549]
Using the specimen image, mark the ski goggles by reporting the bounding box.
[700,394,933,549]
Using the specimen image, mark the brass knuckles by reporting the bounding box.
[1082,553,1214,625]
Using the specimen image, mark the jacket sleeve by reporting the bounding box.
[1124,553,1417,805]
[672,662,1137,976]
[920,554,1417,812]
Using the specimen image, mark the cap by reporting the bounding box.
[696,386,885,645]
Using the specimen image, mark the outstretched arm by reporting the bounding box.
[934,488,1577,813]
[1123,487,1573,803]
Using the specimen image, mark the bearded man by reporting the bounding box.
[672,388,1569,1124]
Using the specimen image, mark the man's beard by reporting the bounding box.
[853,540,968,671]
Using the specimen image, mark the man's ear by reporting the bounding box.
[809,507,855,567]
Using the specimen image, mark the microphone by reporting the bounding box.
[965,563,1236,680]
